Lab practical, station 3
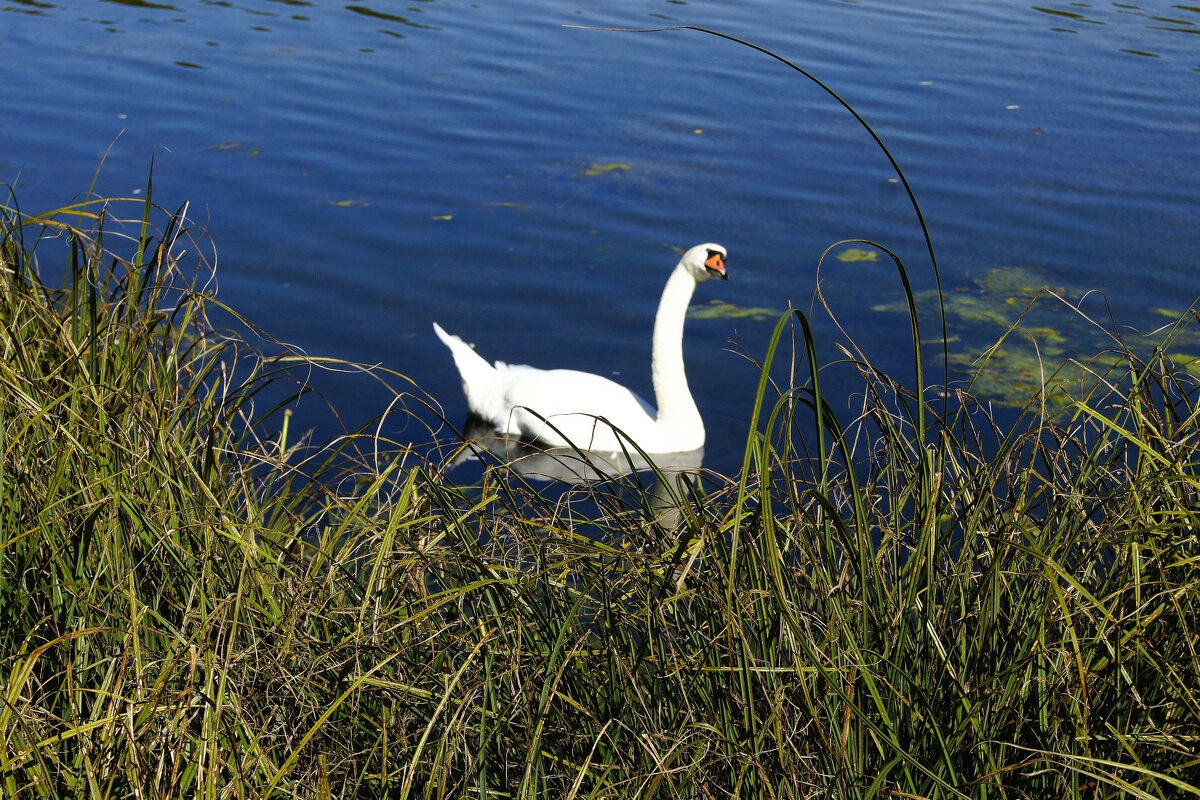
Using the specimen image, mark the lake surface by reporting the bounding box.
[4,0,1198,476]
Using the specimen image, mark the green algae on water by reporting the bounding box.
[835,247,879,263]
[874,266,1200,407]
[689,298,781,322]
[583,162,632,177]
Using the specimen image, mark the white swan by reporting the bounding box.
[433,243,728,453]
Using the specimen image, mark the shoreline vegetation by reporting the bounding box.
[3,190,1198,799]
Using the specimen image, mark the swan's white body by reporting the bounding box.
[433,243,728,453]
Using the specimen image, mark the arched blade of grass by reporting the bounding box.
[568,24,949,401]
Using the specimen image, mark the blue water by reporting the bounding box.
[4,0,1198,475]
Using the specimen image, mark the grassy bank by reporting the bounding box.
[2,192,1198,799]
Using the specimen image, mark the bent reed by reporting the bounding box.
[2,189,1198,800]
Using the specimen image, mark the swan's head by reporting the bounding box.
[681,242,728,283]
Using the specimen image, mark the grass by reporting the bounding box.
[2,182,1198,800]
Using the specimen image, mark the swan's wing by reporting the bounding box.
[494,365,657,446]
[498,366,655,418]
[438,324,660,449]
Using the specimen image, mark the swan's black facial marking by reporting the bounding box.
[704,249,728,279]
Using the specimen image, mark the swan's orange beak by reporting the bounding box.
[705,252,728,280]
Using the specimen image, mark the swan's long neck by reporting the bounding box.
[650,263,702,437]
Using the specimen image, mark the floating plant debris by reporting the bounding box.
[835,247,879,263]
[688,298,781,322]
[583,162,632,177]
[872,266,1200,407]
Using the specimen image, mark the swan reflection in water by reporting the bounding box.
[442,414,705,530]
[445,414,704,484]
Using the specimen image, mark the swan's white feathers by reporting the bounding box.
[498,366,659,448]
[433,243,726,453]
